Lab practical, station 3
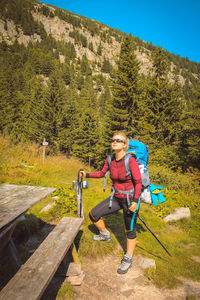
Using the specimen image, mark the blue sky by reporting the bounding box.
[39,0,200,63]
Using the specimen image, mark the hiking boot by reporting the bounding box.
[92,230,111,242]
[117,254,132,274]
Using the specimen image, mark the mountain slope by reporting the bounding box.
[0,0,199,171]
[0,0,199,85]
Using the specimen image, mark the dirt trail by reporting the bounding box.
[73,254,200,300]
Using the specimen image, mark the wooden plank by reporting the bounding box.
[0,217,84,300]
[0,184,56,230]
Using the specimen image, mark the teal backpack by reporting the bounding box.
[127,139,149,166]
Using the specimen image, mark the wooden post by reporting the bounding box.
[42,138,48,165]
[6,238,22,272]
[71,243,80,264]
[88,154,92,172]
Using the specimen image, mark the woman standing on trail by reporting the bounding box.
[80,131,142,274]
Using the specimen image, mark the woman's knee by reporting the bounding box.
[89,210,100,223]
[126,230,136,239]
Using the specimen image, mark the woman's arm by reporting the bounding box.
[80,157,109,179]
[86,156,109,178]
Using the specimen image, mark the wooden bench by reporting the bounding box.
[0,184,56,271]
[0,216,84,300]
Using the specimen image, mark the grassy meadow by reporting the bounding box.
[0,135,200,292]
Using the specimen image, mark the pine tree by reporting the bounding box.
[109,34,141,136]
[0,68,13,133]
[80,54,92,75]
[97,43,102,56]
[58,87,79,154]
[146,47,183,145]
[0,46,27,139]
[61,62,71,85]
[101,57,112,73]
[88,41,94,52]
[71,83,99,162]
[72,112,98,162]
[75,72,85,91]
[42,71,67,147]
[177,88,200,170]
[22,77,47,142]
[95,85,113,166]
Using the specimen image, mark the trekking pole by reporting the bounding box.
[80,173,83,218]
[137,214,171,257]
[78,169,84,218]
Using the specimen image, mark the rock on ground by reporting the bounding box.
[140,257,156,269]
[40,202,55,212]
[163,207,191,222]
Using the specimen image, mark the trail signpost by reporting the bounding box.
[42,138,48,165]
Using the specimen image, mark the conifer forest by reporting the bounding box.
[0,0,199,172]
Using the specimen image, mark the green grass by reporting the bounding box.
[136,220,200,287]
[0,135,200,290]
[56,281,74,300]
[186,295,198,300]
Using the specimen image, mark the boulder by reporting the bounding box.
[192,256,200,263]
[66,262,82,277]
[67,270,85,286]
[40,202,55,212]
[163,207,191,222]
[140,257,156,269]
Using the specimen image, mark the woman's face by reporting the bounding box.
[111,135,126,152]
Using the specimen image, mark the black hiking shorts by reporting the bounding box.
[89,196,138,239]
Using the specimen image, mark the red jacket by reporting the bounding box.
[87,155,142,203]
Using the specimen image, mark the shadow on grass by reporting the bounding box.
[136,216,171,261]
[87,211,147,253]
[136,245,169,261]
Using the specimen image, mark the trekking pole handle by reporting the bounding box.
[78,169,84,188]
[78,168,84,179]
[78,169,84,218]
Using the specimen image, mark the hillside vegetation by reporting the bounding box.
[0,0,199,173]
[0,135,200,291]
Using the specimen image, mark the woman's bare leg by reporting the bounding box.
[126,237,137,256]
[93,219,106,232]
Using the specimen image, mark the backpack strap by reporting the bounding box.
[124,153,137,178]
[109,187,135,208]
[103,154,114,192]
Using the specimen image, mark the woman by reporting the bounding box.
[80,131,142,274]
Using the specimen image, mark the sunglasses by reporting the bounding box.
[111,138,125,143]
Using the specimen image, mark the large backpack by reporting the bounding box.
[104,139,151,204]
[127,139,149,166]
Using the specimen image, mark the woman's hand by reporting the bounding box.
[79,169,86,178]
[128,202,138,213]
